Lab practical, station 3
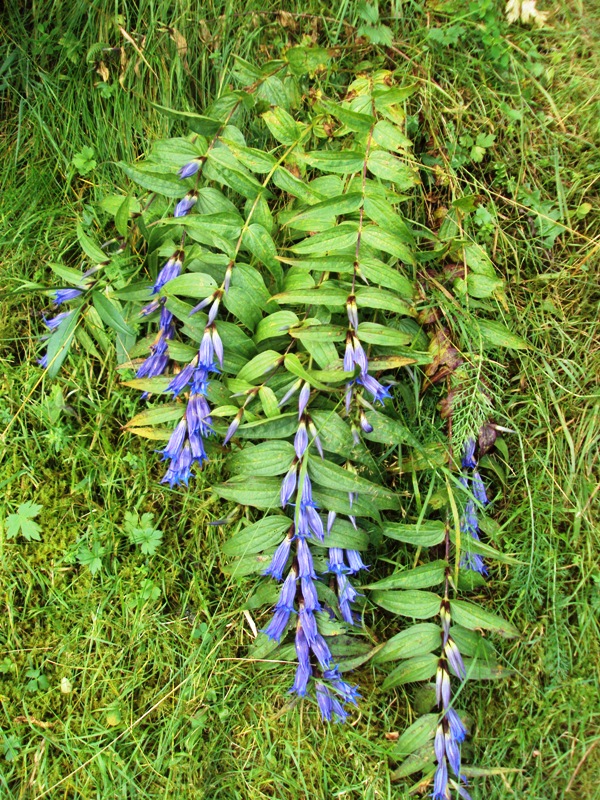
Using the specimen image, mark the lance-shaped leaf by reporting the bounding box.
[382,654,439,690]
[222,516,291,558]
[363,196,415,243]
[362,412,422,449]
[359,257,415,298]
[475,319,529,351]
[283,353,330,391]
[125,404,184,428]
[299,149,366,174]
[242,224,281,281]
[221,139,277,173]
[162,272,217,298]
[92,292,135,337]
[44,309,80,378]
[272,167,324,203]
[312,487,383,519]
[450,600,519,639]
[463,659,514,681]
[278,255,355,273]
[372,119,413,152]
[214,476,281,509]
[372,623,441,664]
[77,223,108,264]
[236,351,282,383]
[371,589,441,619]
[308,458,397,505]
[390,713,439,759]
[360,225,415,264]
[364,561,447,591]
[381,520,445,547]
[318,517,370,551]
[228,441,296,477]
[367,150,418,189]
[118,162,184,197]
[273,284,348,307]
[205,149,266,199]
[449,528,520,565]
[254,311,299,344]
[234,413,298,441]
[310,409,373,465]
[149,102,222,135]
[318,99,375,133]
[391,746,436,781]
[289,225,358,255]
[222,550,277,577]
[262,107,302,145]
[357,322,413,347]
[283,192,364,231]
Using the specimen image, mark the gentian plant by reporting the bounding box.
[38,50,521,795]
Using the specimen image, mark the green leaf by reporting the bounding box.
[124,511,163,555]
[310,410,372,465]
[235,413,298,441]
[308,458,397,505]
[367,151,418,189]
[214,477,281,509]
[118,162,184,197]
[45,308,80,378]
[162,272,217,299]
[242,223,282,281]
[362,412,422,449]
[357,322,413,347]
[372,120,413,151]
[361,226,414,264]
[320,518,369,551]
[449,529,520,565]
[254,311,299,344]
[466,273,504,299]
[5,502,43,541]
[358,257,415,296]
[272,167,323,203]
[382,654,439,690]
[476,319,529,350]
[365,561,447,591]
[319,99,375,133]
[300,150,365,174]
[381,520,445,547]
[115,195,131,238]
[222,140,277,173]
[283,353,329,391]
[463,658,514,681]
[284,193,363,230]
[206,149,265,199]
[262,107,302,145]
[289,225,358,255]
[391,714,438,758]
[236,351,282,383]
[125,404,184,428]
[222,516,291,558]
[92,292,135,336]
[286,45,330,77]
[228,441,295,477]
[77,223,108,264]
[372,624,441,664]
[371,589,441,619]
[77,540,106,575]
[450,599,519,638]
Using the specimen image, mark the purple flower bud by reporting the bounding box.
[327,511,337,534]
[278,379,302,408]
[54,288,83,305]
[462,438,477,469]
[280,464,298,507]
[294,420,309,459]
[472,470,488,505]
[316,684,333,721]
[305,505,324,541]
[351,337,368,372]
[432,759,448,800]
[446,708,467,743]
[445,638,466,680]
[434,723,445,764]
[295,625,310,669]
[174,192,198,218]
[299,607,318,643]
[224,263,233,292]
[277,568,298,611]
[178,159,201,179]
[223,414,242,445]
[43,310,73,330]
[307,420,324,458]
[301,576,320,612]
[346,549,368,573]
[207,296,221,324]
[359,410,373,433]
[296,537,315,578]
[436,664,451,709]
[198,327,214,368]
[167,359,197,396]
[141,299,161,316]
[189,294,215,316]
[162,418,187,460]
[343,336,355,373]
[346,295,358,331]
[211,326,224,367]
[310,634,332,669]
[263,607,291,641]
[152,253,182,294]
[290,661,312,696]
[264,534,292,580]
[298,382,311,418]
[445,728,462,776]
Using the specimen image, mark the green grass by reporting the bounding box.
[1,1,599,798]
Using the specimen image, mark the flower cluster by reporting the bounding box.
[459,438,489,574]
[344,296,391,411]
[433,600,471,800]
[261,387,361,721]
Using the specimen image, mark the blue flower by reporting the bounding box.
[178,159,202,179]
[264,533,293,580]
[298,382,311,418]
[263,607,292,641]
[54,288,83,305]
[280,464,298,507]
[160,441,193,487]
[356,372,391,405]
[174,192,198,218]
[294,420,309,458]
[152,252,183,294]
[43,310,73,330]
[462,437,477,469]
[316,684,348,723]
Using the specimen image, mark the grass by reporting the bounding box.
[1,1,599,798]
